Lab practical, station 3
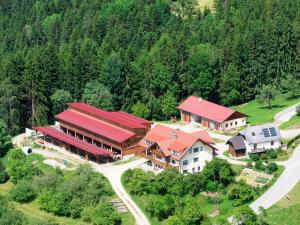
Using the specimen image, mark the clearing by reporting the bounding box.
[233,94,300,125]
[197,0,214,10]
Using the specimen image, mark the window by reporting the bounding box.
[230,122,233,126]
[200,146,203,151]
[226,123,228,128]
[192,167,195,172]
[156,155,162,160]
[194,157,199,162]
[144,140,152,145]
[189,149,193,154]
[193,147,199,153]
[182,160,188,166]
[183,169,188,174]
[271,141,274,146]
[252,132,255,136]
[171,159,176,164]
[198,166,201,171]
[235,121,237,125]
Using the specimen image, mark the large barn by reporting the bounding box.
[178,96,247,131]
[34,103,151,163]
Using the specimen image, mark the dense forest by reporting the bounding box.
[0,0,300,135]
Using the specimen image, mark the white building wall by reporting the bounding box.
[246,140,281,154]
[221,117,247,131]
[179,141,213,173]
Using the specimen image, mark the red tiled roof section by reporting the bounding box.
[68,103,147,129]
[178,96,246,123]
[140,124,216,159]
[56,110,135,143]
[33,126,111,156]
[111,111,151,125]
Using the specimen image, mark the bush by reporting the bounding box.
[255,161,265,171]
[206,180,218,192]
[260,154,268,160]
[228,181,255,206]
[0,161,8,183]
[90,204,121,225]
[266,163,278,173]
[250,153,260,161]
[146,195,175,221]
[10,180,36,203]
[267,149,277,159]
[206,195,224,205]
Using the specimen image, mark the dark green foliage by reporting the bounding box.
[83,203,121,225]
[267,149,278,159]
[37,165,113,218]
[9,180,36,203]
[1,0,300,132]
[6,149,42,183]
[255,160,265,171]
[250,153,260,161]
[202,158,236,187]
[0,195,28,225]
[228,181,255,206]
[0,161,8,183]
[267,163,278,173]
[51,90,73,115]
[0,119,12,157]
[146,195,175,221]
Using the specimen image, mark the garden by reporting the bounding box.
[0,148,134,225]
[122,158,273,225]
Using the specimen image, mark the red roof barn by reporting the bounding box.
[178,96,247,131]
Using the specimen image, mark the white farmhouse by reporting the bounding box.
[226,124,282,157]
[138,124,217,173]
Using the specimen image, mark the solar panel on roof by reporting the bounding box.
[269,127,277,137]
[262,128,270,137]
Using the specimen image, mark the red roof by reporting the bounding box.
[33,126,111,156]
[178,96,246,123]
[111,111,151,125]
[56,110,135,143]
[68,103,147,129]
[139,124,216,159]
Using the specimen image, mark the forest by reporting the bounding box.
[1,0,300,136]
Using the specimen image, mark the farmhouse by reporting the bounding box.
[226,124,282,157]
[178,96,247,131]
[33,102,151,163]
[137,124,217,173]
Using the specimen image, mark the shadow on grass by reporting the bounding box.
[286,95,300,101]
[259,104,287,110]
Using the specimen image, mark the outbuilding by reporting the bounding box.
[178,96,247,131]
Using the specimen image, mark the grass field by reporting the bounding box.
[233,95,300,125]
[280,115,300,129]
[265,181,300,225]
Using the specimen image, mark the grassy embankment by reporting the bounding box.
[0,152,135,225]
[280,114,300,130]
[264,181,300,225]
[233,94,300,125]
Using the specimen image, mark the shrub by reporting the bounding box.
[206,180,218,192]
[228,181,255,206]
[206,195,224,205]
[0,161,8,183]
[250,153,260,161]
[255,161,265,171]
[90,204,121,225]
[266,163,278,173]
[260,154,268,160]
[267,149,277,159]
[10,180,36,203]
[146,195,175,221]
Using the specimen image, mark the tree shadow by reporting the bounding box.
[259,104,287,110]
[286,95,300,101]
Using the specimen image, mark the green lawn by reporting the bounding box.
[233,94,300,125]
[264,181,300,225]
[280,114,300,129]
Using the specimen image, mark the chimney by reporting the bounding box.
[170,131,177,140]
[199,97,202,102]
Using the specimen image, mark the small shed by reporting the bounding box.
[226,135,246,157]
[22,146,33,155]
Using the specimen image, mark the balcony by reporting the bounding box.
[137,152,178,168]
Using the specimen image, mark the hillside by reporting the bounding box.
[0,0,300,135]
